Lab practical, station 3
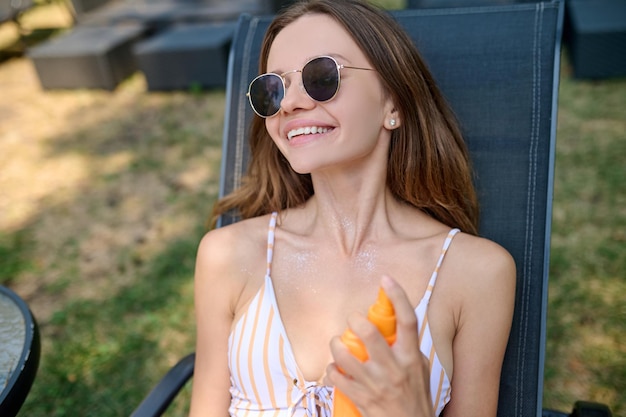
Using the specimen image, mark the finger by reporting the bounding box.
[324,360,361,389]
[380,275,420,351]
[329,333,367,378]
[329,320,398,395]
[325,362,371,413]
[348,311,394,356]
[340,310,406,391]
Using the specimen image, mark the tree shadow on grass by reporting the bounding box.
[19,234,199,416]
[1,64,225,416]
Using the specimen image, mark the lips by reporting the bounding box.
[287,126,333,141]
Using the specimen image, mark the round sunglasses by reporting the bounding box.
[246,55,374,118]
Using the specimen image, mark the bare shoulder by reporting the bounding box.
[434,233,516,416]
[444,232,516,295]
[194,214,274,307]
[197,215,271,268]
[190,215,274,417]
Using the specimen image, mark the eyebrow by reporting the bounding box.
[327,52,350,62]
[267,53,352,74]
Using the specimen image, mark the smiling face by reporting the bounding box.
[264,13,398,175]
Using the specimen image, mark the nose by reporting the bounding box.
[280,71,314,114]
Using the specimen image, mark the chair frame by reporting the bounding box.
[0,286,40,417]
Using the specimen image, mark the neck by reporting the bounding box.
[304,179,401,257]
[290,131,403,255]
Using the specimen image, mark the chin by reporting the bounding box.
[288,163,314,175]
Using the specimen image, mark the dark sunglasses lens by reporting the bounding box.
[302,57,339,102]
[249,74,284,117]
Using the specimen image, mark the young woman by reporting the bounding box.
[189,1,516,416]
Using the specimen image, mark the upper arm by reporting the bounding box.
[443,240,516,417]
[189,229,240,417]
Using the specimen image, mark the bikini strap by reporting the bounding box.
[423,228,460,304]
[266,212,278,277]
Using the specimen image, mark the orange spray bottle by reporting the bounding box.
[333,287,397,417]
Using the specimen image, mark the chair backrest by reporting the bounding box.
[218,3,564,416]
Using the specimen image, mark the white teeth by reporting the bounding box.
[287,126,330,140]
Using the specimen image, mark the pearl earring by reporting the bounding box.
[390,119,396,127]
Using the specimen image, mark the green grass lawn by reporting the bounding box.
[1,1,624,415]
[0,82,224,416]
[543,64,626,413]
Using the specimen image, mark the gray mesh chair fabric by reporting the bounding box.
[132,2,565,416]
[219,3,564,416]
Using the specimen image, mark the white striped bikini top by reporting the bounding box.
[228,212,459,417]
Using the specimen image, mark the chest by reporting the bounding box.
[230,228,458,379]
[266,245,443,381]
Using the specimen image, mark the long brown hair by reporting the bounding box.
[211,0,479,234]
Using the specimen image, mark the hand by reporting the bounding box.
[325,275,435,417]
